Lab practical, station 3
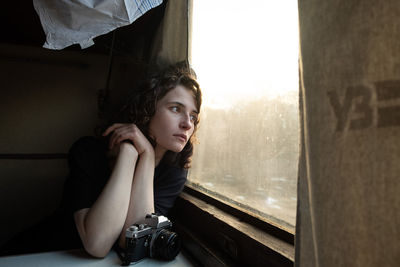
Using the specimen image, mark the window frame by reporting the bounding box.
[170,184,295,267]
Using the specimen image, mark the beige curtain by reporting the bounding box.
[150,0,190,67]
[296,0,400,266]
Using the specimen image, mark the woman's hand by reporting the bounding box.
[103,123,154,156]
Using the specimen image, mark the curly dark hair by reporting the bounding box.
[112,61,202,169]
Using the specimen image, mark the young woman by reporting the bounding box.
[64,63,202,258]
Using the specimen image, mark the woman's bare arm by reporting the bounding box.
[106,123,157,248]
[74,142,138,258]
[118,149,155,248]
[73,123,156,257]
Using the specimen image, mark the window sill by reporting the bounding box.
[170,186,295,267]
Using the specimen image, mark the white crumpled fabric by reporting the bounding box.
[33,0,163,50]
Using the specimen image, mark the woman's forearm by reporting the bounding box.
[74,143,138,258]
[118,150,155,248]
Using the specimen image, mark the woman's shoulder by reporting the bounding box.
[166,165,188,179]
[155,159,188,184]
[70,136,105,150]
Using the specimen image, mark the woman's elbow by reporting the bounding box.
[74,211,113,258]
[83,238,112,258]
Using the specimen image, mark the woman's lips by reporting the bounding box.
[173,134,187,142]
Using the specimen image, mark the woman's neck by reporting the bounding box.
[154,146,167,167]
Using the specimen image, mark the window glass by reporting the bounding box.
[189,0,299,231]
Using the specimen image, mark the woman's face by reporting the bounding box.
[149,85,199,157]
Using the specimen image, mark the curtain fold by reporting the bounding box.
[149,0,190,68]
[296,1,400,266]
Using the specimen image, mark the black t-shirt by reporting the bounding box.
[59,136,187,249]
[63,136,187,216]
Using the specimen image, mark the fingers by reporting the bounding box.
[103,123,153,155]
[106,124,140,150]
[103,123,131,149]
[113,129,133,149]
[109,127,134,149]
[102,123,124,137]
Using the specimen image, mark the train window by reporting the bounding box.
[188,0,299,231]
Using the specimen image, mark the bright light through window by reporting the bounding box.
[189,0,299,231]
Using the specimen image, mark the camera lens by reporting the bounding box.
[151,229,181,260]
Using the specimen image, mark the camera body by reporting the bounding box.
[122,214,181,265]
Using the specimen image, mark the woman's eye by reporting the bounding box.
[190,114,198,122]
[170,106,179,112]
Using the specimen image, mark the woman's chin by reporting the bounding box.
[169,144,185,153]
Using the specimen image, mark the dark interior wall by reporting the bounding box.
[0,44,109,246]
[0,2,166,247]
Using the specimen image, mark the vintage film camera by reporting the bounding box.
[121,214,181,265]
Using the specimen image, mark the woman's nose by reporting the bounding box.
[179,114,192,129]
